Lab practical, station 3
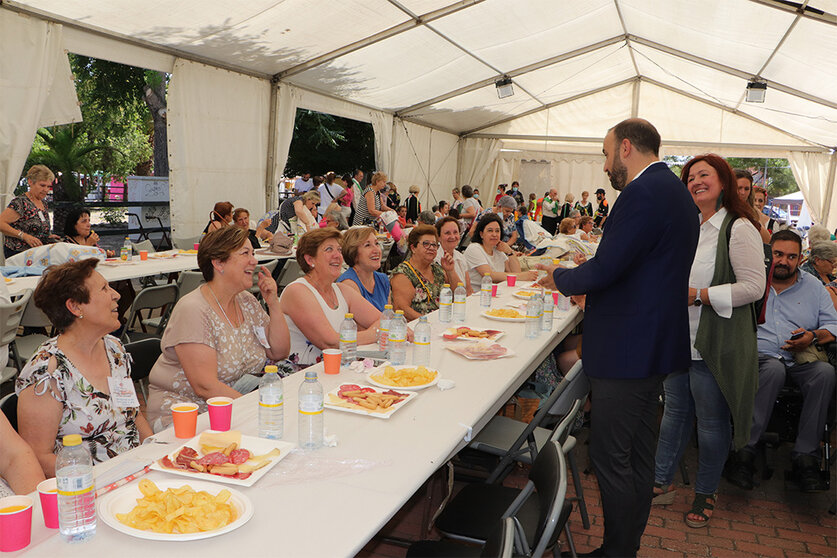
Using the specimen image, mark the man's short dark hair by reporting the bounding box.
[611,119,661,157]
[770,229,802,251]
[734,169,753,185]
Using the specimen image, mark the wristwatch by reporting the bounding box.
[693,290,702,307]
[812,331,819,346]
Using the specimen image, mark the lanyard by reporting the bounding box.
[405,261,439,310]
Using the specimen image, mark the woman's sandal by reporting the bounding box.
[652,482,676,505]
[684,493,716,528]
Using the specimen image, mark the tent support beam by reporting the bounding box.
[461,77,637,136]
[613,0,640,76]
[822,152,837,224]
[264,81,279,211]
[397,35,625,115]
[276,0,486,80]
[747,0,837,26]
[467,133,830,152]
[630,35,837,110]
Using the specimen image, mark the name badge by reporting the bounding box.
[253,326,271,349]
[107,376,140,409]
[39,210,48,222]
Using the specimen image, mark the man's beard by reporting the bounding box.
[608,153,628,191]
[773,264,797,281]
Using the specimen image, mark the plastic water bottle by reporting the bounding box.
[258,365,283,439]
[289,216,299,245]
[480,273,492,308]
[56,434,96,542]
[120,237,131,261]
[439,284,453,323]
[453,282,467,322]
[525,292,542,339]
[298,371,323,450]
[413,316,431,366]
[339,313,357,365]
[542,290,554,332]
[389,310,407,365]
[378,304,395,354]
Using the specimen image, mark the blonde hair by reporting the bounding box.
[26,164,54,184]
[341,227,377,267]
[559,218,577,235]
[370,172,388,186]
[301,191,321,204]
[408,185,420,194]
[564,193,575,203]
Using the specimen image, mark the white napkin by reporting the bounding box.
[437,379,455,390]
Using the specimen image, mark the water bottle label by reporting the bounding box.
[299,400,323,414]
[260,391,283,407]
[440,301,452,307]
[341,331,357,344]
[57,473,94,496]
[414,340,430,346]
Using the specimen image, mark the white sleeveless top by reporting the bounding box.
[282,277,349,368]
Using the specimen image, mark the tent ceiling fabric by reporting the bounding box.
[6,0,836,149]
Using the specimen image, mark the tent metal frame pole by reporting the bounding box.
[822,152,837,225]
[747,0,837,26]
[276,0,486,80]
[264,81,279,211]
[613,0,640,76]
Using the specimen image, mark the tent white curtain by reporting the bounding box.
[788,151,837,231]
[390,120,459,209]
[458,137,501,190]
[270,83,300,209]
[0,10,81,202]
[371,111,393,173]
[167,59,270,237]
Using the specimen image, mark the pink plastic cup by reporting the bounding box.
[207,397,233,431]
[0,495,33,552]
[36,478,58,529]
[491,284,498,297]
[552,291,560,305]
[193,243,200,251]
[506,274,517,287]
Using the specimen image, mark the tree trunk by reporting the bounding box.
[143,73,168,177]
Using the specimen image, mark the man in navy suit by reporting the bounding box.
[539,119,699,557]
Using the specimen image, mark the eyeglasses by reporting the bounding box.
[419,241,440,250]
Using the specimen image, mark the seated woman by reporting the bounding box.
[801,241,837,310]
[16,259,153,475]
[496,195,520,248]
[62,206,115,256]
[203,201,233,234]
[0,413,45,497]
[558,217,582,239]
[233,207,271,250]
[396,205,409,228]
[259,191,320,237]
[146,227,290,429]
[280,228,381,368]
[578,215,597,242]
[338,227,391,311]
[435,200,448,221]
[464,214,537,286]
[391,225,462,319]
[435,216,473,295]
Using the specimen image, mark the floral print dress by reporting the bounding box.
[391,260,446,315]
[4,194,51,254]
[15,335,141,463]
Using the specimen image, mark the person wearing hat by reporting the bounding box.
[594,188,609,227]
[405,185,421,223]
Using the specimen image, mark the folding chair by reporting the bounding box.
[125,338,161,402]
[406,516,515,558]
[176,270,205,299]
[248,259,279,296]
[435,441,575,558]
[10,294,50,372]
[276,259,303,292]
[173,235,202,250]
[0,290,32,384]
[121,283,179,343]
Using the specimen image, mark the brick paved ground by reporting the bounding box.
[358,429,836,558]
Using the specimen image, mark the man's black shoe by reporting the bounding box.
[563,547,604,557]
[792,454,826,493]
[725,450,755,490]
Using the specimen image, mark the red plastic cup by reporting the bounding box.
[491,284,498,297]
[206,397,233,431]
[0,495,33,552]
[171,402,199,438]
[36,478,58,529]
[322,349,342,374]
[506,274,517,287]
[193,243,200,251]
[552,291,560,306]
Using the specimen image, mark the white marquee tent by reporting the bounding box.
[1,0,835,235]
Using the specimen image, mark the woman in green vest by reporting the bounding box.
[652,154,765,528]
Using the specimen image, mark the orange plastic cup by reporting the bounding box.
[206,397,233,431]
[171,402,199,438]
[139,250,148,261]
[322,349,342,374]
[0,495,33,552]
[506,274,517,287]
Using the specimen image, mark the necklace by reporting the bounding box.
[208,285,239,328]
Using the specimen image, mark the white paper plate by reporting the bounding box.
[445,343,516,360]
[439,325,504,342]
[511,289,541,300]
[98,478,253,541]
[366,365,440,390]
[481,309,526,322]
[324,383,417,418]
[149,433,294,487]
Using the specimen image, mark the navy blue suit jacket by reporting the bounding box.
[553,162,699,379]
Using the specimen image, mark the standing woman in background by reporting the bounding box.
[559,192,575,220]
[405,185,421,223]
[353,172,387,226]
[575,190,593,217]
[734,169,771,243]
[0,165,56,258]
[387,183,401,210]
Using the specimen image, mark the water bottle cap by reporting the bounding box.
[443,283,450,288]
[457,282,464,286]
[264,365,278,374]
[304,370,317,380]
[384,304,393,309]
[484,273,490,277]
[395,310,404,315]
[345,313,354,319]
[419,316,428,322]
[63,434,82,447]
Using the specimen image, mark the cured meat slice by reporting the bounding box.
[229,449,250,464]
[160,455,190,471]
[174,447,199,468]
[197,451,230,466]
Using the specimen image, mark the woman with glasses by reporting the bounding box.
[390,225,462,320]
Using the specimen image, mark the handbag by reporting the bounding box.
[793,342,830,365]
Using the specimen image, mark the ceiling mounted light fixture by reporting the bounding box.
[745,79,767,103]
[495,76,514,99]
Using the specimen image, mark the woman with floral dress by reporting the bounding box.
[16,259,153,476]
[390,225,463,320]
[146,227,290,430]
[0,165,58,259]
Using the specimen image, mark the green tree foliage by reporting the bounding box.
[664,155,799,197]
[285,110,375,177]
[27,126,112,201]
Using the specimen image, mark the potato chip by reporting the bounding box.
[370,365,438,387]
[116,480,237,534]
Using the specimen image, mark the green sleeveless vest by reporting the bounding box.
[693,212,759,450]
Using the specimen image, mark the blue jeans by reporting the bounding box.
[654,360,731,495]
